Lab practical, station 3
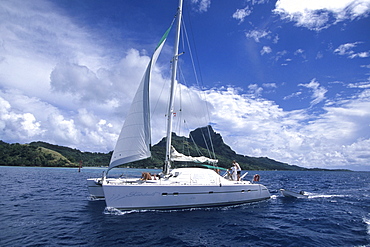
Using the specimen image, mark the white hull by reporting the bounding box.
[87,177,140,200]
[87,178,104,199]
[103,168,270,210]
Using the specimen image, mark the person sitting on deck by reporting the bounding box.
[141,172,159,180]
[141,172,152,180]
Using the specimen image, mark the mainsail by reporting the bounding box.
[170,146,218,165]
[108,25,172,170]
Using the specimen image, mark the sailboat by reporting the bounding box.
[87,0,270,210]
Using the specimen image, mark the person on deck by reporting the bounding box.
[141,172,152,180]
[233,160,241,181]
[229,163,237,181]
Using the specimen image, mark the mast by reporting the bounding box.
[164,0,183,175]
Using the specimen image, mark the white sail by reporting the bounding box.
[170,146,218,164]
[108,26,171,170]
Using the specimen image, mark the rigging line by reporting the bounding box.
[189,132,204,157]
[205,125,217,160]
[174,75,183,136]
[178,68,211,158]
[182,19,217,158]
[150,12,178,136]
[183,120,205,157]
[176,66,204,159]
[177,60,204,129]
[151,75,167,120]
[181,19,201,89]
[180,16,186,57]
[200,127,213,160]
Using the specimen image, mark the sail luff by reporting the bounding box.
[164,0,183,175]
[108,24,172,171]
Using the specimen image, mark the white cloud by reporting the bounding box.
[334,42,359,55]
[203,86,370,170]
[0,0,169,151]
[191,0,211,12]
[316,51,324,59]
[246,30,270,42]
[348,77,370,88]
[0,96,44,141]
[232,0,271,23]
[294,49,304,55]
[248,84,264,97]
[233,6,252,23]
[261,46,272,55]
[284,91,302,100]
[299,79,328,106]
[349,51,370,58]
[274,0,370,30]
[334,42,370,58]
[262,83,277,88]
[274,50,288,62]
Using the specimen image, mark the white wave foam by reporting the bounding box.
[363,216,370,235]
[103,207,140,215]
[88,196,105,201]
[306,193,347,199]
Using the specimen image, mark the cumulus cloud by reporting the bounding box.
[50,63,103,102]
[0,0,169,151]
[0,96,44,141]
[274,0,370,30]
[202,86,370,170]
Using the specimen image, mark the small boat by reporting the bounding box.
[280,189,308,198]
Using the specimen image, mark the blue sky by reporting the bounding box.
[0,0,370,171]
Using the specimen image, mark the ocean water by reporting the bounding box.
[1,166,369,247]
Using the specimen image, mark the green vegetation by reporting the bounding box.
[0,126,315,170]
[0,141,74,167]
[0,140,110,167]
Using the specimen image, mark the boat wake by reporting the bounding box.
[102,201,268,215]
[88,196,105,201]
[103,207,144,215]
[305,193,347,199]
[278,190,348,200]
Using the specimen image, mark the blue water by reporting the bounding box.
[1,166,369,247]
